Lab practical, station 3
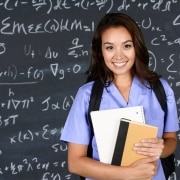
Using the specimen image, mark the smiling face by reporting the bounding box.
[101,26,136,80]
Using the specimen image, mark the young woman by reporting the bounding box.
[61,13,179,180]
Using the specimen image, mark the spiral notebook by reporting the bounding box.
[90,106,145,164]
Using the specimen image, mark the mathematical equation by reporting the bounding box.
[0,37,88,58]
[1,124,61,143]
[0,17,95,35]
[0,0,178,14]
[0,63,82,83]
[0,156,71,180]
[23,38,89,59]
[0,88,74,113]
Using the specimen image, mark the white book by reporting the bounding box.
[90,106,145,164]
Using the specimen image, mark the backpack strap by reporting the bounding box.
[153,80,175,180]
[87,79,104,148]
[80,79,104,180]
[88,79,104,121]
[152,79,167,115]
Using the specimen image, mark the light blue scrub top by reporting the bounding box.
[61,76,179,180]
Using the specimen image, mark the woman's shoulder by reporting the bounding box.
[159,78,174,95]
[75,81,95,100]
[78,81,94,92]
[159,78,171,88]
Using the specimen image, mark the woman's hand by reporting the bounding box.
[133,138,164,158]
[128,157,158,180]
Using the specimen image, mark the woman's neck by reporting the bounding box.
[113,75,133,103]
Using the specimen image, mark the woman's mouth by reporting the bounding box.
[113,61,127,67]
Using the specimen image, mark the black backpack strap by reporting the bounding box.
[80,79,104,180]
[88,79,104,121]
[152,79,167,115]
[153,79,175,180]
[87,79,104,151]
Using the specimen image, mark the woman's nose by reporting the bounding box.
[114,48,123,60]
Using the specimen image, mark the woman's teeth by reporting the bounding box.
[113,62,127,67]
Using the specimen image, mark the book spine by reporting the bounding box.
[111,120,129,165]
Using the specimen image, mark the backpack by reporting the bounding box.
[80,79,175,180]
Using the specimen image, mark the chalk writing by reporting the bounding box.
[0,0,114,14]
[151,35,180,46]
[41,95,74,111]
[0,114,18,127]
[9,124,58,143]
[68,38,89,58]
[0,17,95,35]
[0,64,82,84]
[0,42,6,54]
[0,157,68,175]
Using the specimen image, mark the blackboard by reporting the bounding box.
[0,1,179,180]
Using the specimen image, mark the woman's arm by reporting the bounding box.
[68,142,158,180]
[161,132,177,157]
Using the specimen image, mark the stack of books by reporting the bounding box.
[90,106,158,166]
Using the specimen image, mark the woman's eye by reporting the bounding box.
[106,46,113,50]
[124,44,133,49]
[124,44,131,49]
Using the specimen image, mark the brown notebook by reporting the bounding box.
[111,118,158,166]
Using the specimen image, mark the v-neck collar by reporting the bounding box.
[109,76,146,107]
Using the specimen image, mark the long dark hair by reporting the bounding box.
[86,13,161,87]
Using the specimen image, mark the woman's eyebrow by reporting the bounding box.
[123,40,133,44]
[102,40,133,45]
[102,42,113,45]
